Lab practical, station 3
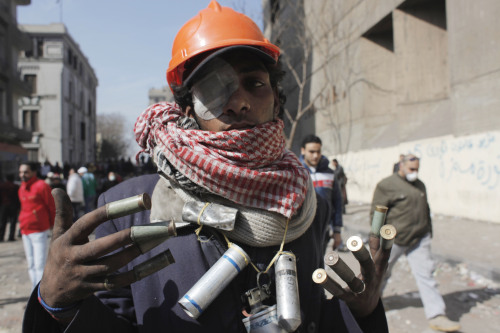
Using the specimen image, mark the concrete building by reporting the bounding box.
[264,0,500,223]
[0,0,32,178]
[17,23,98,166]
[148,86,173,105]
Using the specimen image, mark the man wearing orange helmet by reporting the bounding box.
[24,2,390,332]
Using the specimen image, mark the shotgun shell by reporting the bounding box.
[312,268,345,297]
[380,224,397,250]
[133,249,175,281]
[106,193,152,220]
[179,244,249,319]
[346,236,371,263]
[324,251,364,294]
[130,220,177,254]
[275,252,301,332]
[370,205,388,237]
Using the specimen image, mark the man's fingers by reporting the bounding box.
[51,188,75,240]
[346,236,376,282]
[66,206,109,243]
[74,228,135,263]
[98,249,175,291]
[324,251,365,294]
[368,235,380,259]
[79,245,141,277]
[66,194,152,244]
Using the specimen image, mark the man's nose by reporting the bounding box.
[223,87,250,117]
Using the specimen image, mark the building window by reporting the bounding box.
[23,110,39,131]
[36,38,44,58]
[362,13,394,52]
[0,88,5,120]
[80,122,86,140]
[87,99,92,116]
[67,49,73,65]
[69,114,73,136]
[270,0,280,24]
[69,81,73,101]
[24,74,37,94]
[79,91,84,108]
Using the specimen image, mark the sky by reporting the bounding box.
[17,0,264,156]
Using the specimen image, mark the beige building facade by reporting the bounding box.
[265,0,500,223]
[18,23,98,166]
[0,0,32,177]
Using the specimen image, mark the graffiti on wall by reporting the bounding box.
[339,131,500,222]
[412,133,499,190]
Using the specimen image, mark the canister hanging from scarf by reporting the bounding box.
[178,243,249,319]
[274,252,301,332]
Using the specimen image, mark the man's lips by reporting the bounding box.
[227,123,255,130]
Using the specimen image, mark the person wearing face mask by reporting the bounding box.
[370,154,460,332]
[100,171,120,193]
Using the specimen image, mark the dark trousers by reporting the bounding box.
[0,205,18,241]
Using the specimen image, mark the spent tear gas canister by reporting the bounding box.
[275,252,301,332]
[179,243,249,319]
[242,304,287,333]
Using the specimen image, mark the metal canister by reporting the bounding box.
[346,236,371,263]
[275,252,301,332]
[106,193,151,220]
[242,304,286,333]
[370,205,388,236]
[179,244,249,319]
[380,224,397,250]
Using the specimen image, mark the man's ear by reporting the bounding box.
[300,147,305,155]
[185,105,196,119]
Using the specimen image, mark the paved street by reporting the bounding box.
[1,203,499,332]
[337,202,500,332]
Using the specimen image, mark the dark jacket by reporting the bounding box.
[370,173,432,247]
[23,174,387,332]
[301,156,343,232]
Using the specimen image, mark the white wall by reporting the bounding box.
[334,131,500,223]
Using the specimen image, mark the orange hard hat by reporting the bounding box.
[166,0,280,89]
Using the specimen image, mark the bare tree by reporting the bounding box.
[96,113,128,162]
[267,0,354,153]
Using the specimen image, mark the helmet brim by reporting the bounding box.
[183,45,277,88]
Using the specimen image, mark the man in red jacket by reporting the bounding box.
[18,162,55,290]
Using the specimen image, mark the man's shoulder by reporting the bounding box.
[102,173,160,200]
[377,173,400,187]
[33,178,50,190]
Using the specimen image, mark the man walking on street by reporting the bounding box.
[370,154,460,332]
[0,174,20,241]
[301,135,345,251]
[18,162,55,290]
[332,158,348,214]
[78,166,97,214]
[66,168,84,221]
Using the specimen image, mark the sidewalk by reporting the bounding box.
[341,202,500,282]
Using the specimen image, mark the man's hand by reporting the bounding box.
[316,232,393,318]
[39,189,166,309]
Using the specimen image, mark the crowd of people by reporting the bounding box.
[0,154,157,242]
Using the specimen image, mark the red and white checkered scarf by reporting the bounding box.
[134,102,309,218]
